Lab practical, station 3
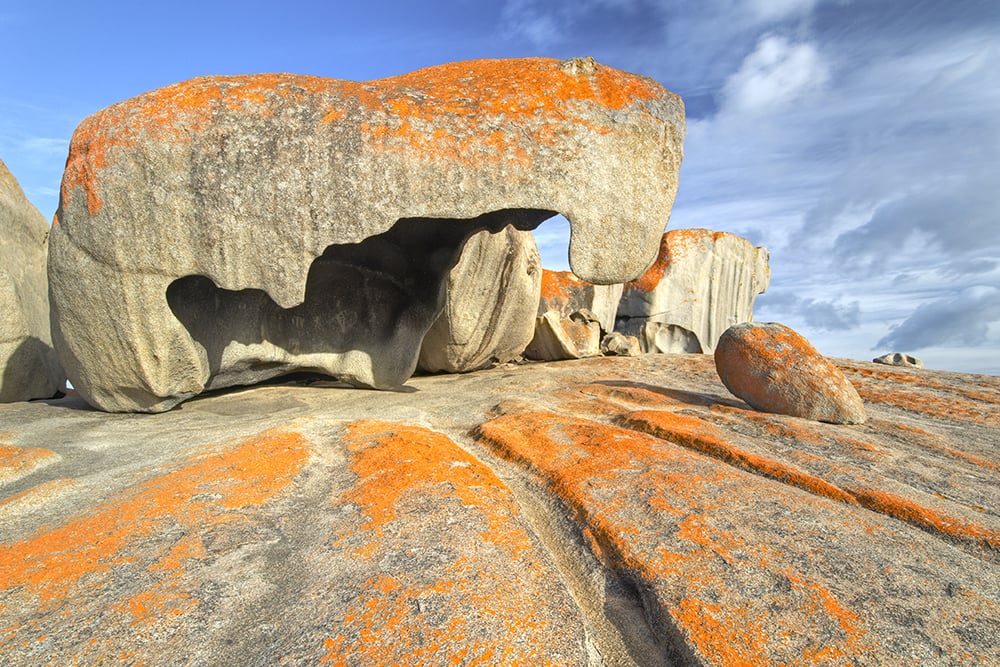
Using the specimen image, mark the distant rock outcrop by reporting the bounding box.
[49,57,685,412]
[0,158,64,402]
[873,352,924,368]
[616,229,770,353]
[715,322,867,424]
[418,226,540,373]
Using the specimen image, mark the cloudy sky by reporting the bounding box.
[3,0,998,373]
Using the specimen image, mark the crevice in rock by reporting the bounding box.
[454,429,690,667]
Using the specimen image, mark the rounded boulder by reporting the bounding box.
[714,322,866,424]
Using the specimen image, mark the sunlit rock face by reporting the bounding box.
[48,57,685,412]
[0,158,64,402]
[616,229,770,354]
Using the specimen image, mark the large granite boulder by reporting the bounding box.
[0,158,64,402]
[49,57,685,412]
[715,322,867,424]
[417,226,540,373]
[616,229,770,353]
[537,269,624,334]
[1,354,996,664]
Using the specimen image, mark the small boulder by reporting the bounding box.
[0,158,65,402]
[617,229,770,353]
[418,227,541,373]
[714,322,866,424]
[600,332,641,357]
[873,352,924,369]
[523,312,601,361]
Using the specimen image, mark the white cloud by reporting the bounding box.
[746,0,821,22]
[721,34,829,113]
[876,286,1000,351]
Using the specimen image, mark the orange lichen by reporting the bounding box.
[849,487,1000,553]
[624,229,728,294]
[324,421,578,665]
[0,430,309,613]
[476,410,873,664]
[0,444,59,485]
[61,57,672,217]
[539,269,587,302]
[619,410,857,505]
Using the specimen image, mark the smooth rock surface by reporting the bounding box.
[715,322,867,424]
[1,354,997,665]
[538,269,625,334]
[873,352,924,368]
[49,57,685,412]
[616,229,770,353]
[0,158,64,402]
[418,226,541,373]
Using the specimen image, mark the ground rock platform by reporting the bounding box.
[0,354,997,665]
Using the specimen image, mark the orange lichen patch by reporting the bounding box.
[325,421,581,665]
[540,269,587,302]
[476,411,872,664]
[0,430,309,611]
[619,410,857,505]
[709,404,826,445]
[625,229,728,294]
[0,444,59,485]
[878,421,999,472]
[849,487,1000,553]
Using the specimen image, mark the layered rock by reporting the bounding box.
[1,354,996,664]
[523,311,602,360]
[49,57,685,412]
[417,226,540,373]
[0,158,64,402]
[616,229,770,353]
[715,322,867,424]
[538,269,624,334]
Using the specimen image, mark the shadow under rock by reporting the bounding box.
[592,380,742,410]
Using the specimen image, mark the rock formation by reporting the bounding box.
[715,322,867,424]
[873,352,924,368]
[1,354,996,664]
[601,331,641,356]
[616,229,770,353]
[523,311,602,360]
[48,57,685,412]
[0,158,64,402]
[417,226,540,373]
[537,269,624,334]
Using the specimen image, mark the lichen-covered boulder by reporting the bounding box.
[715,322,867,424]
[537,269,624,334]
[49,57,685,412]
[616,229,769,353]
[873,352,924,368]
[417,226,540,373]
[0,158,64,402]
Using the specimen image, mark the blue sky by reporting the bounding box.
[3,0,999,374]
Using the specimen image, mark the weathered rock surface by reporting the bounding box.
[49,57,685,412]
[601,332,641,356]
[616,229,770,353]
[539,269,625,334]
[0,158,64,402]
[874,352,924,368]
[715,322,867,424]
[1,354,997,665]
[418,226,540,373]
[524,311,602,361]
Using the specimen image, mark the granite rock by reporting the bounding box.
[523,311,602,361]
[538,269,624,334]
[616,229,770,353]
[715,322,867,424]
[1,354,996,665]
[418,226,540,373]
[49,57,685,412]
[873,352,924,368]
[0,158,64,402]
